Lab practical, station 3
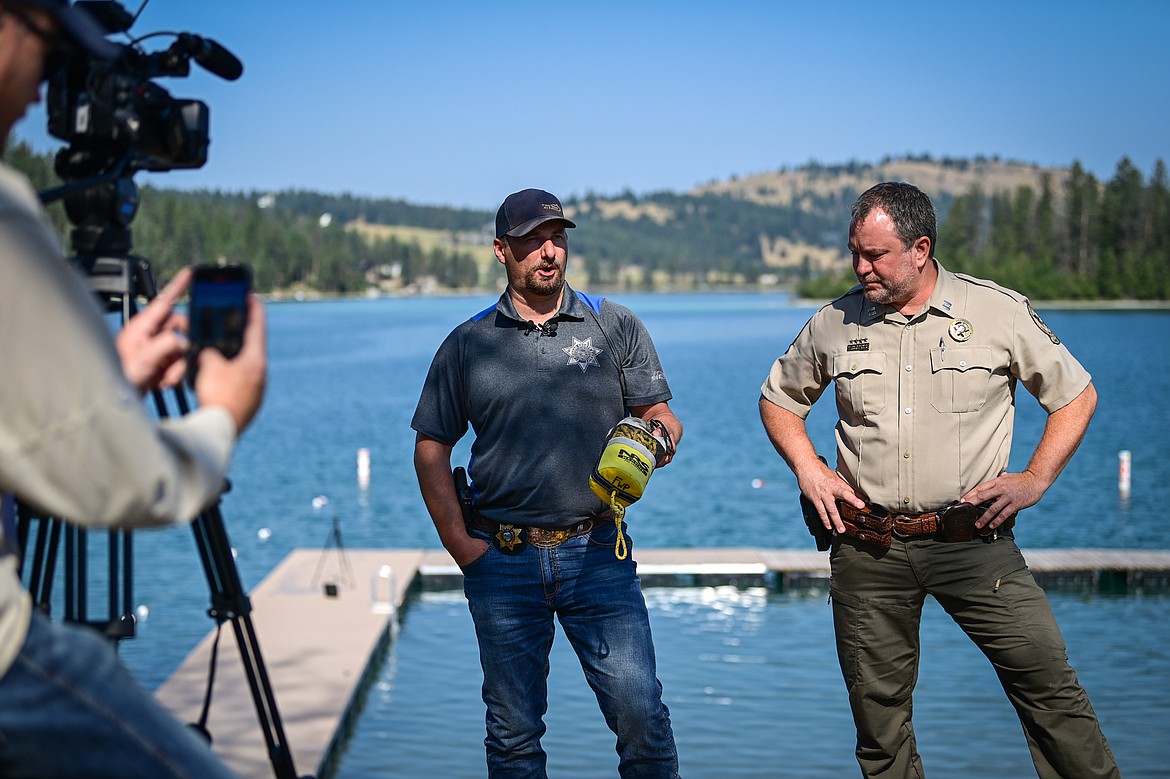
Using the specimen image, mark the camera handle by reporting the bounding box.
[14,255,304,779]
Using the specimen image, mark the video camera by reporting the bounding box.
[40,1,242,251]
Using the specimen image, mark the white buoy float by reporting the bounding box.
[357,447,371,489]
[1119,450,1132,498]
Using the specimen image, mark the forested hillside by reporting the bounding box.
[6,143,483,295]
[6,143,1167,301]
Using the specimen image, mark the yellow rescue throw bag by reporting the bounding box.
[590,417,673,559]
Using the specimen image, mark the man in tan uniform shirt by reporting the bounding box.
[759,182,1118,778]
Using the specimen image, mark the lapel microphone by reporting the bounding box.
[524,320,558,336]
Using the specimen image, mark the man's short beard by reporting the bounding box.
[524,266,563,296]
[860,276,914,306]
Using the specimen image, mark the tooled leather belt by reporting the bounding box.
[468,513,598,550]
[836,500,1014,547]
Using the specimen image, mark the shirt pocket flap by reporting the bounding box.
[929,346,993,372]
[832,351,886,378]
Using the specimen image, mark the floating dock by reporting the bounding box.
[154,547,1170,778]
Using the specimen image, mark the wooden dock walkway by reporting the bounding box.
[154,547,1170,778]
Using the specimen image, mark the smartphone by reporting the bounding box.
[186,264,251,384]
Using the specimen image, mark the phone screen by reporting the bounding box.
[187,264,251,383]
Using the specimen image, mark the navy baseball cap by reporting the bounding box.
[12,0,120,60]
[495,188,576,238]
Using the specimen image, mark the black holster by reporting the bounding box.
[800,492,833,551]
[798,455,834,551]
[453,467,473,527]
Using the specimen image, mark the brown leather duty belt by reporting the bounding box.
[836,500,1014,551]
[468,512,598,553]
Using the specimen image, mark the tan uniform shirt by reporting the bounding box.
[761,261,1090,513]
[0,164,235,676]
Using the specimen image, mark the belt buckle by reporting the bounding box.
[891,513,927,540]
[891,514,912,540]
[891,509,940,540]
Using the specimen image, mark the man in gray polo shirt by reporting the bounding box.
[412,188,682,778]
[759,182,1118,778]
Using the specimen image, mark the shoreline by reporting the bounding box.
[261,286,1170,311]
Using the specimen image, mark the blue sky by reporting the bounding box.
[15,0,1170,210]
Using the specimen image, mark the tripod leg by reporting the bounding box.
[129,258,300,779]
[333,524,355,588]
[310,523,337,590]
[191,505,299,779]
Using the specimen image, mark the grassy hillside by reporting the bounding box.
[346,220,499,286]
[695,157,1067,206]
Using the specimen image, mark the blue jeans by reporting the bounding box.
[0,612,238,779]
[462,521,679,778]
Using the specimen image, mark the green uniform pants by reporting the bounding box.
[829,535,1119,779]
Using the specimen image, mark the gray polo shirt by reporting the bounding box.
[412,286,672,528]
[761,261,1090,513]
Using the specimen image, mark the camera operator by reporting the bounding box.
[0,2,265,777]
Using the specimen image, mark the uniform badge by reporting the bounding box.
[563,336,603,372]
[494,524,526,554]
[1027,302,1060,344]
[948,319,973,342]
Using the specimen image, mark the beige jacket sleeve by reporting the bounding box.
[0,165,234,528]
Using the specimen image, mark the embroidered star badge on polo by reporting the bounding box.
[563,336,603,372]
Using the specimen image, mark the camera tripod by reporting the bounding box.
[311,517,356,596]
[15,178,302,779]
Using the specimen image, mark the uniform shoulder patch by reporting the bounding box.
[1027,302,1060,344]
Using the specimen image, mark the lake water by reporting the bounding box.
[96,293,1168,777]
[335,587,1166,779]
